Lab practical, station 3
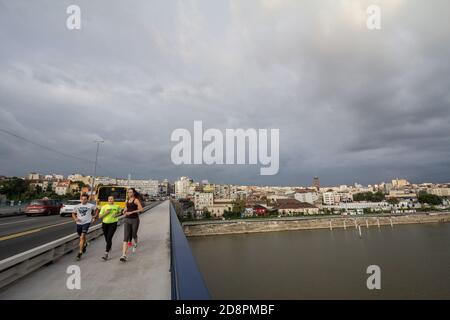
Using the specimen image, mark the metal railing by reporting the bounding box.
[169,202,210,300]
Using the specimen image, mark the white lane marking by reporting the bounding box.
[0,219,36,226]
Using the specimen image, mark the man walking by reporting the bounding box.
[72,194,96,260]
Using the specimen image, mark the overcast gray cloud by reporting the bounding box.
[0,0,449,186]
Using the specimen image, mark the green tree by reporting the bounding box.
[0,178,29,200]
[231,199,246,216]
[353,191,385,202]
[418,191,442,206]
[203,208,211,219]
[386,198,399,205]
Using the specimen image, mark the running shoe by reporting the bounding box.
[76,252,82,261]
[120,255,127,262]
[132,243,137,253]
[102,252,109,261]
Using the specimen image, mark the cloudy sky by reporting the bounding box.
[0,0,449,186]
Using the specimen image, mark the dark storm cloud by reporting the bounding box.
[0,0,449,186]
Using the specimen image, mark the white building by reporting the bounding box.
[55,181,70,196]
[194,192,214,212]
[429,188,450,197]
[68,174,92,185]
[322,192,335,205]
[117,179,159,196]
[175,177,192,199]
[323,201,391,211]
[95,176,117,186]
[26,172,42,180]
[294,189,319,204]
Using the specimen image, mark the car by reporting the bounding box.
[59,200,82,217]
[60,200,96,217]
[25,199,63,216]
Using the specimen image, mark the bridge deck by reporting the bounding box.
[0,201,171,299]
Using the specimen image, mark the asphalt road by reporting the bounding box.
[0,201,163,260]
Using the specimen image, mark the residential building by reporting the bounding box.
[95,176,117,186]
[322,192,335,205]
[429,188,450,197]
[294,189,319,204]
[275,199,319,215]
[194,192,214,212]
[205,199,234,217]
[392,178,410,188]
[55,181,70,196]
[158,179,170,196]
[26,172,42,180]
[117,179,159,196]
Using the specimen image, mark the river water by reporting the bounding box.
[188,223,450,299]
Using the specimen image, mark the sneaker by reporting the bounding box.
[76,252,82,261]
[102,253,109,261]
[82,242,88,254]
[120,255,127,262]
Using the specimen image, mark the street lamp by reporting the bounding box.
[90,139,104,200]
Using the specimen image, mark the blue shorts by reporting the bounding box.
[76,223,91,236]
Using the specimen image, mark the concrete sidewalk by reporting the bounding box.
[0,201,171,299]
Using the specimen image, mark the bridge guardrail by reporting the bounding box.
[0,203,156,290]
[169,201,210,300]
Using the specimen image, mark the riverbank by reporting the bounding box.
[182,213,450,236]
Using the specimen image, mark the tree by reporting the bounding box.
[231,199,246,216]
[0,178,29,200]
[386,198,399,205]
[202,208,211,219]
[418,191,442,206]
[353,191,385,202]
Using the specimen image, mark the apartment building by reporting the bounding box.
[429,188,450,197]
[194,192,214,212]
[294,189,319,204]
[175,177,192,199]
[117,179,159,196]
[322,192,335,205]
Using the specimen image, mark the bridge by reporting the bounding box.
[0,201,210,299]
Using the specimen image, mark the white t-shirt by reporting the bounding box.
[74,203,96,225]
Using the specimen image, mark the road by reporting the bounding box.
[0,201,162,260]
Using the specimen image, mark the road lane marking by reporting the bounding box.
[0,221,74,241]
[0,228,43,240]
[0,219,36,226]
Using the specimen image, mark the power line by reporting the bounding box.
[0,127,95,164]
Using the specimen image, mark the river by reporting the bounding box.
[188,223,450,299]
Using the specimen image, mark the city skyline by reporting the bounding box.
[1,1,450,186]
[4,170,449,189]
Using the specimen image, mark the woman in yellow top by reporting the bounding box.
[99,196,121,261]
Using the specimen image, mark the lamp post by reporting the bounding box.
[90,139,104,200]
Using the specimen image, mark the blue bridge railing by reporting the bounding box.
[169,202,210,300]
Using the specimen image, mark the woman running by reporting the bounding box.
[120,188,143,262]
[98,196,121,261]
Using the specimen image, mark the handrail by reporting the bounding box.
[169,202,210,300]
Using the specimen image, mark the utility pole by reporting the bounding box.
[90,139,104,200]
